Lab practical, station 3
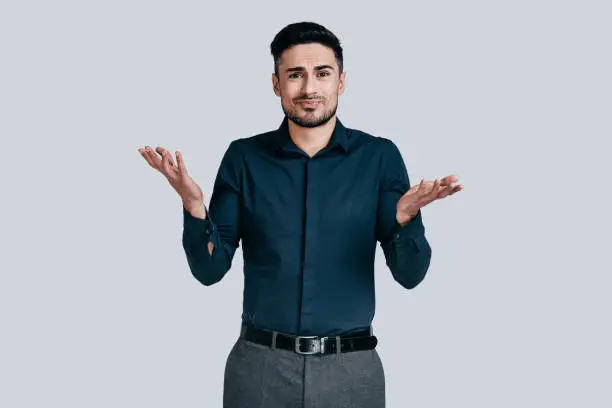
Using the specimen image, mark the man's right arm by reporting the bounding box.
[182,141,242,286]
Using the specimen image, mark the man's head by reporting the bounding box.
[270,22,346,128]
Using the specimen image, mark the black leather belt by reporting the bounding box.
[241,324,378,355]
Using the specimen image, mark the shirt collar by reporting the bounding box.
[273,115,350,155]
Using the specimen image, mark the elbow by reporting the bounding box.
[188,260,227,286]
[394,267,428,289]
[184,251,228,287]
[192,271,223,286]
[393,245,432,290]
[183,236,227,286]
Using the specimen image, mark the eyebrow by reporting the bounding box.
[285,65,335,73]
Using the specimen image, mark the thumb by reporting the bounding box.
[416,178,425,191]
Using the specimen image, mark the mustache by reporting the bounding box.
[294,96,325,102]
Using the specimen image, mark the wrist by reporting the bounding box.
[184,200,207,220]
[396,210,416,227]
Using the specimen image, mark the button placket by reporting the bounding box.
[299,157,320,333]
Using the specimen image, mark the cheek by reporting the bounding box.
[323,92,337,105]
[279,86,298,103]
[280,93,294,107]
[324,84,339,99]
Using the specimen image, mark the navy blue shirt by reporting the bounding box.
[182,115,432,336]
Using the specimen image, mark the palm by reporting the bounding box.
[138,146,204,204]
[396,174,463,223]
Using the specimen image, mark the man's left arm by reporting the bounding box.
[375,139,432,289]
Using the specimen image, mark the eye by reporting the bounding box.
[318,71,330,77]
[289,72,302,79]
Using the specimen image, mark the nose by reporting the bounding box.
[302,73,316,95]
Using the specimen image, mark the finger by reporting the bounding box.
[430,178,441,196]
[164,150,178,171]
[441,183,462,197]
[139,147,155,168]
[416,177,425,191]
[176,151,188,176]
[438,185,454,199]
[451,184,463,194]
[144,146,162,169]
[415,178,435,206]
[157,146,178,175]
[161,150,173,176]
[155,146,168,162]
[411,178,426,203]
[155,146,174,165]
[440,174,459,185]
[414,177,428,196]
[164,150,179,177]
[165,149,177,168]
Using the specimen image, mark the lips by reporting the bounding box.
[297,100,321,107]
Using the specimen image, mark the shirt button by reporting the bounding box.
[395,233,400,239]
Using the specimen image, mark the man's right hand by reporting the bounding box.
[138,146,207,219]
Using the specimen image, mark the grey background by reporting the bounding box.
[1,0,610,407]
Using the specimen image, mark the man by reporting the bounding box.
[139,21,462,408]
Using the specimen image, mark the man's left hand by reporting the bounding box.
[396,174,463,226]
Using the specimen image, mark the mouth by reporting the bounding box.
[296,100,322,107]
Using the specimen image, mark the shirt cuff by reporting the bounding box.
[391,210,426,244]
[183,205,213,237]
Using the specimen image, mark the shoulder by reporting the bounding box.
[343,125,402,157]
[223,128,280,156]
[345,127,408,183]
[234,129,278,146]
[215,129,276,164]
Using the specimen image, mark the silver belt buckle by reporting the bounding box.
[295,335,328,355]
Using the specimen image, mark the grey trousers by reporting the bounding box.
[222,326,385,408]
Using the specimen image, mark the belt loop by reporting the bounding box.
[335,336,341,355]
[369,326,373,336]
[240,323,246,338]
[271,332,277,350]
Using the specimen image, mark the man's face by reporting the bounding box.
[272,43,346,128]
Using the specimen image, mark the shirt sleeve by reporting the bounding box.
[375,138,432,289]
[182,140,242,286]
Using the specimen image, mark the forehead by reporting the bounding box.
[279,43,337,69]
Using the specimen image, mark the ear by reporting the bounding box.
[338,71,347,96]
[272,73,281,97]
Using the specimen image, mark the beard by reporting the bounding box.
[282,98,338,128]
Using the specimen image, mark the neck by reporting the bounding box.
[287,115,337,157]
